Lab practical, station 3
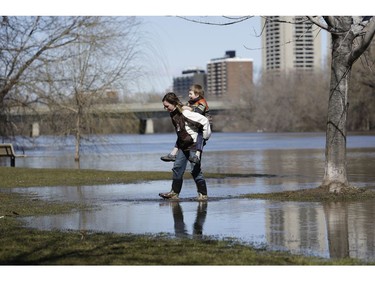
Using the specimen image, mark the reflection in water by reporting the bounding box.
[264,200,375,261]
[324,202,350,259]
[166,201,208,238]
[172,202,188,237]
[193,202,208,238]
[324,201,375,261]
[265,201,329,258]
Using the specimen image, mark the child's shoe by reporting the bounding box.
[160,153,176,162]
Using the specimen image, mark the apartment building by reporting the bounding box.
[173,68,206,97]
[206,50,253,100]
[261,16,322,74]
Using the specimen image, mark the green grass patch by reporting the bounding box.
[0,167,277,188]
[0,221,367,265]
[243,186,375,202]
[0,166,173,188]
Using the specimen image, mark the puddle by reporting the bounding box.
[9,178,375,262]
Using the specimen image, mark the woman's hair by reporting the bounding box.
[190,84,204,97]
[162,92,183,112]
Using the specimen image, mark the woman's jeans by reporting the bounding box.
[171,148,207,195]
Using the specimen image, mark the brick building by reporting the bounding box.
[206,50,253,101]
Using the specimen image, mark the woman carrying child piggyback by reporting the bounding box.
[161,84,212,164]
[159,92,211,201]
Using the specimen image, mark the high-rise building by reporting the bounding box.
[261,16,322,74]
[173,68,206,97]
[206,51,253,100]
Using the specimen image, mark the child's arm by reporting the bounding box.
[182,105,192,111]
[192,102,207,115]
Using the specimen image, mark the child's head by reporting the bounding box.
[188,84,204,100]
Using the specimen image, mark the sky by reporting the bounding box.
[135,16,263,93]
[4,0,373,95]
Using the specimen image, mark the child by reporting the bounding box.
[161,84,211,164]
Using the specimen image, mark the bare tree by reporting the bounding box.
[33,17,144,161]
[307,16,375,193]
[253,70,328,132]
[0,17,101,138]
[0,16,145,161]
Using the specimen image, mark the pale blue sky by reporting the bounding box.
[135,16,263,93]
[5,1,366,95]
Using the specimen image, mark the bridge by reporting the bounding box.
[9,100,228,135]
[92,101,228,133]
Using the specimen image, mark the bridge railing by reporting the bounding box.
[9,101,228,116]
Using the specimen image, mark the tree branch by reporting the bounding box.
[350,18,375,64]
[323,16,336,28]
[177,16,253,26]
[307,16,329,31]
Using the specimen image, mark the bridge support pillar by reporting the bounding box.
[30,122,40,137]
[140,118,154,134]
[145,119,154,134]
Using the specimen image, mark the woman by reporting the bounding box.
[159,92,211,201]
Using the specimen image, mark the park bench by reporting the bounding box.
[0,143,24,167]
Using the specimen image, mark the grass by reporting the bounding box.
[0,166,264,188]
[244,185,375,202]
[0,224,366,265]
[0,166,172,188]
[0,166,374,265]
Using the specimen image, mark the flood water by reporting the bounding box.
[3,132,375,262]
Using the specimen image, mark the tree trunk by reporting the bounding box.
[305,16,375,193]
[321,31,352,192]
[75,113,81,162]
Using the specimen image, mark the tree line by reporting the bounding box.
[214,41,375,134]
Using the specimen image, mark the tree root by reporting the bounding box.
[319,182,361,194]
